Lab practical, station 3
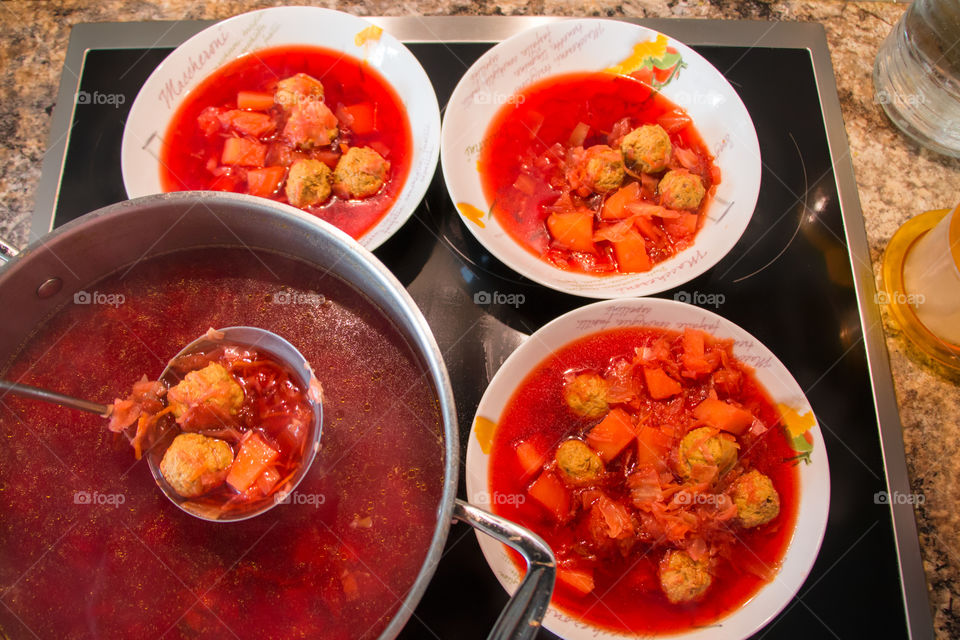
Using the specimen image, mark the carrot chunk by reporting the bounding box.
[516,440,548,478]
[664,211,699,240]
[227,432,280,492]
[600,182,640,220]
[610,228,652,272]
[254,466,281,496]
[237,90,275,111]
[219,110,275,137]
[528,471,570,521]
[221,137,267,167]
[586,408,636,462]
[342,103,376,135]
[368,140,391,158]
[681,328,714,376]
[209,173,242,192]
[635,426,672,469]
[546,211,596,253]
[693,398,754,435]
[683,327,706,358]
[657,109,692,133]
[312,148,341,168]
[246,166,286,198]
[643,366,682,399]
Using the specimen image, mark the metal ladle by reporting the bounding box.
[146,326,323,523]
[0,379,111,416]
[1,326,323,523]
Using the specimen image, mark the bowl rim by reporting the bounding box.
[120,6,441,251]
[440,18,762,299]
[465,297,831,640]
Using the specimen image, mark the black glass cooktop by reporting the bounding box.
[50,39,912,640]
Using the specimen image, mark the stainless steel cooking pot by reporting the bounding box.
[0,191,554,640]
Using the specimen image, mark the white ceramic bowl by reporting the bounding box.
[441,19,761,298]
[466,298,830,640]
[121,7,441,250]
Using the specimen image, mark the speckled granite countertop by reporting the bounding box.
[2,0,959,636]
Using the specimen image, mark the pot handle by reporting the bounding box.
[0,235,18,266]
[453,499,555,640]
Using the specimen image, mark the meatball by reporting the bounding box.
[332,146,390,199]
[159,433,234,498]
[274,73,325,110]
[569,144,625,194]
[563,373,609,419]
[659,549,712,604]
[730,469,781,528]
[285,159,332,207]
[621,124,672,175]
[658,169,705,210]
[676,427,738,481]
[282,99,339,150]
[555,440,604,486]
[167,362,244,422]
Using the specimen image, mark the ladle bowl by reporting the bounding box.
[145,326,323,523]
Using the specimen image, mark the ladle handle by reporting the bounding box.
[453,499,555,640]
[0,379,110,416]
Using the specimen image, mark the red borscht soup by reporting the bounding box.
[480,72,720,275]
[489,327,799,634]
[161,46,413,240]
[0,248,443,640]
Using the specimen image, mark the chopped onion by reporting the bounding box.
[673,146,700,171]
[512,172,538,196]
[568,121,590,147]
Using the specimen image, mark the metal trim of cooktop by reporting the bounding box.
[31,16,933,639]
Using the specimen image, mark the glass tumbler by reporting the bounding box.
[903,204,960,346]
[881,203,960,370]
[873,0,960,157]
